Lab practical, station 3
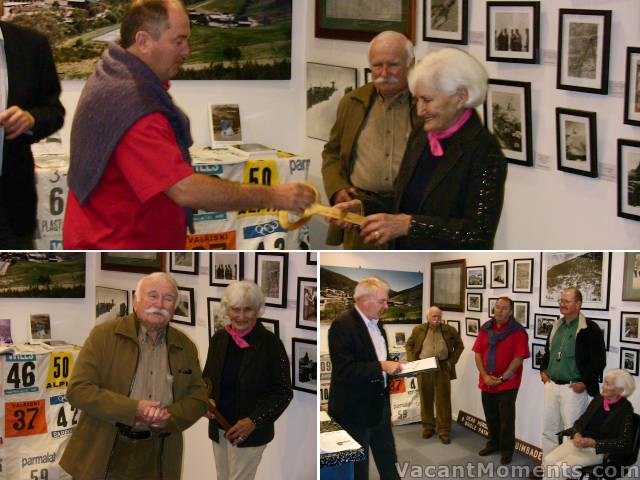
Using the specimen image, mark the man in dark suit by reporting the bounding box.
[328,277,401,480]
[0,1,65,247]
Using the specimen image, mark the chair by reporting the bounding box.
[556,413,640,480]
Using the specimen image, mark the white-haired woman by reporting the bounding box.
[334,47,507,249]
[541,368,636,480]
[202,281,292,480]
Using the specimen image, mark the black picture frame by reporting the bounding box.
[557,9,612,95]
[446,319,461,334]
[622,253,640,302]
[423,0,468,45]
[486,1,540,64]
[467,292,483,312]
[488,297,499,316]
[172,286,195,326]
[624,47,640,127]
[466,265,486,289]
[617,139,640,222]
[209,252,244,288]
[555,108,598,178]
[620,347,640,376]
[292,337,317,394]
[589,317,610,351]
[306,252,317,266]
[484,79,533,166]
[465,317,480,337]
[513,300,530,328]
[533,314,559,341]
[620,311,640,345]
[512,257,534,293]
[95,286,129,324]
[169,252,199,276]
[363,67,372,85]
[259,318,280,339]
[490,260,509,289]
[431,259,466,312]
[101,253,165,274]
[207,297,222,339]
[255,253,289,308]
[296,277,317,331]
[532,342,545,370]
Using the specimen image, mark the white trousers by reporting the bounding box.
[542,381,589,455]
[541,438,603,480]
[212,436,267,480]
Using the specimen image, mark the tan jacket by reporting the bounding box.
[60,313,208,480]
[405,323,464,379]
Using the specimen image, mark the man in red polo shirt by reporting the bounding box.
[472,296,529,465]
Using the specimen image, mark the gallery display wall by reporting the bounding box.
[320,251,640,452]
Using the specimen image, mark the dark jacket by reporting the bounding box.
[0,22,64,235]
[405,322,464,379]
[541,313,606,397]
[328,308,389,428]
[202,321,293,447]
[362,110,507,249]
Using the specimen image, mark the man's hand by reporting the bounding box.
[0,106,35,140]
[270,183,315,213]
[225,417,256,446]
[332,187,357,205]
[540,371,549,384]
[135,400,171,427]
[380,360,401,375]
[570,382,586,394]
[482,373,502,387]
[329,199,363,230]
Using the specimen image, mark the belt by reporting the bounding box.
[551,379,580,385]
[116,423,169,440]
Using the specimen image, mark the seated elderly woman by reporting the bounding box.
[203,280,293,480]
[541,368,636,480]
[334,48,507,249]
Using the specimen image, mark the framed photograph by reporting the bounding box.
[484,79,533,166]
[555,108,598,178]
[490,260,509,289]
[292,337,317,394]
[532,342,545,370]
[307,252,317,266]
[589,317,610,351]
[169,252,199,276]
[296,277,317,331]
[486,1,540,63]
[0,319,13,344]
[534,314,559,341]
[617,139,640,222]
[620,347,639,376]
[423,0,468,45]
[363,67,372,84]
[557,9,612,94]
[173,287,195,326]
[624,47,640,126]
[488,297,499,316]
[29,314,51,342]
[259,318,280,339]
[306,62,358,142]
[513,300,529,328]
[255,253,289,308]
[446,319,461,334]
[101,253,165,274]
[430,259,466,312]
[315,0,416,42]
[466,266,486,289]
[209,104,242,146]
[512,258,534,293]
[467,292,483,312]
[207,298,224,339]
[620,312,640,345]
[465,317,480,337]
[209,253,244,288]
[539,252,611,310]
[95,286,129,325]
[622,252,640,301]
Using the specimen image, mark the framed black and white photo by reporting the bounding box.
[589,317,610,351]
[620,347,639,376]
[622,252,640,302]
[467,292,483,312]
[207,297,224,339]
[173,287,195,326]
[363,67,372,85]
[534,314,558,341]
[296,277,317,331]
[490,260,509,289]
[512,258,533,293]
[255,253,289,308]
[624,47,640,127]
[292,337,317,394]
[488,297,499,316]
[513,300,529,328]
[446,319,461,334]
[306,62,357,141]
[431,259,466,312]
[209,253,244,288]
[617,139,640,222]
[466,265,486,289]
[486,1,539,63]
[557,9,611,94]
[555,108,598,178]
[306,252,317,266]
[169,252,199,276]
[101,253,165,274]
[531,342,545,370]
[423,0,468,45]
[95,286,128,325]
[209,104,242,146]
[465,317,480,337]
[484,79,533,166]
[539,252,611,310]
[620,312,640,345]
[259,318,280,339]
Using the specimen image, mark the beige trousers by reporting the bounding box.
[212,435,267,480]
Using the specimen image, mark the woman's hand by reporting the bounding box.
[225,417,256,446]
[360,214,412,246]
[328,199,363,230]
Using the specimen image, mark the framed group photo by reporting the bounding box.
[430,259,466,312]
[555,108,598,178]
[423,0,468,45]
[624,47,640,127]
[617,139,640,222]
[486,1,540,64]
[512,258,533,293]
[620,312,640,345]
[534,313,558,341]
[292,338,317,394]
[622,252,640,302]
[209,252,244,288]
[255,253,289,308]
[466,265,486,289]
[490,260,508,288]
[296,277,317,331]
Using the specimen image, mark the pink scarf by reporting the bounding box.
[603,395,622,412]
[225,322,256,349]
[427,108,473,156]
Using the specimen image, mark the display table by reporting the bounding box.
[320,412,366,480]
[33,146,312,249]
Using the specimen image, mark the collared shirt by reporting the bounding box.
[547,316,581,382]
[0,26,8,175]
[350,89,412,193]
[419,325,448,360]
[355,305,388,385]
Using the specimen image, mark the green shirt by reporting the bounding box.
[546,317,581,382]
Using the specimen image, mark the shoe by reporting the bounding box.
[439,434,450,444]
[478,445,498,456]
[500,453,512,465]
[421,428,435,439]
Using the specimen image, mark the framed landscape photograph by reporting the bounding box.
[292,337,317,394]
[209,104,242,146]
[467,292,483,312]
[169,252,199,276]
[173,287,195,326]
[255,253,289,308]
[512,258,533,293]
[466,265,486,289]
[534,314,558,341]
[620,347,639,376]
[484,79,533,166]
[622,252,640,301]
[513,300,529,328]
[423,0,468,45]
[431,259,466,312]
[446,319,461,334]
[532,342,545,370]
[624,47,640,127]
[486,1,540,63]
[296,277,317,331]
[209,253,244,288]
[101,253,165,274]
[589,317,610,351]
[555,108,598,178]
[617,139,640,222]
[557,9,612,94]
[620,312,640,345]
[465,317,480,337]
[315,0,416,42]
[490,260,508,289]
[95,286,128,325]
[259,318,280,339]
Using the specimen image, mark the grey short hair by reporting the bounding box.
[496,296,514,312]
[408,48,488,107]
[220,281,266,318]
[603,368,636,397]
[368,30,414,67]
[354,277,389,301]
[134,271,180,310]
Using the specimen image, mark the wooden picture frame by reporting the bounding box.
[534,313,559,341]
[490,260,509,289]
[255,253,289,308]
[620,311,640,345]
[467,292,483,312]
[423,0,468,45]
[296,277,317,331]
[486,1,540,64]
[292,337,317,394]
[430,259,466,312]
[169,252,199,276]
[556,108,598,178]
[624,47,640,127]
[101,253,165,274]
[617,139,640,222]
[466,265,486,289]
[622,252,640,302]
[512,257,534,293]
[172,286,195,326]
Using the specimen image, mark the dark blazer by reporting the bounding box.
[0,22,64,235]
[362,111,507,249]
[328,308,390,428]
[202,321,292,447]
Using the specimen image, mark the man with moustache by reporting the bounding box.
[60,272,208,479]
[322,30,419,249]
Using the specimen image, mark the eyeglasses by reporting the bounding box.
[558,299,575,305]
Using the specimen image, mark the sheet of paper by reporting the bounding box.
[398,356,438,375]
[319,410,330,423]
[320,430,361,454]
